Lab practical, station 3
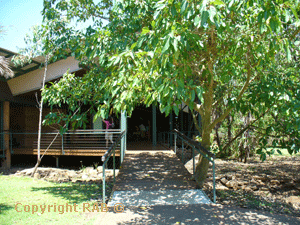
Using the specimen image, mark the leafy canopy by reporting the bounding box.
[38,0,300,151]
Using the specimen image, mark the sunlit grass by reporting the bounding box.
[270,148,300,157]
[0,176,105,225]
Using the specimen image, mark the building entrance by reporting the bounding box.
[127,105,170,150]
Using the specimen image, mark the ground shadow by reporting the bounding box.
[98,204,300,225]
[0,203,14,215]
[31,181,113,204]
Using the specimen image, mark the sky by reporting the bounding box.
[0,0,44,53]
[0,0,106,54]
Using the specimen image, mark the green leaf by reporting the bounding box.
[201,11,209,26]
[131,42,137,50]
[194,15,201,27]
[261,152,266,161]
[162,36,170,54]
[181,0,188,15]
[173,104,179,115]
[151,20,156,29]
[178,79,184,88]
[141,27,150,35]
[276,149,282,155]
[209,6,216,23]
[190,89,195,102]
[291,6,299,20]
[171,5,177,16]
[155,1,166,10]
[173,38,178,52]
[284,40,291,61]
[211,0,225,6]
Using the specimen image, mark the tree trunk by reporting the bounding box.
[243,112,250,163]
[194,128,211,188]
[193,76,213,188]
[227,114,232,156]
[193,31,215,188]
[214,106,221,150]
[32,55,48,177]
[215,125,221,150]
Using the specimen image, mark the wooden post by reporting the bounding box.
[56,157,59,168]
[169,111,173,147]
[3,101,10,169]
[152,105,156,146]
[181,107,183,131]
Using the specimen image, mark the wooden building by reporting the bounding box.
[0,47,198,169]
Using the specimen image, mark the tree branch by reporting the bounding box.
[31,103,84,176]
[209,44,255,131]
[222,106,272,152]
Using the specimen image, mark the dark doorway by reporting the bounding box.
[127,105,152,142]
[127,105,170,150]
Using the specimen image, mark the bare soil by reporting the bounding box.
[201,156,300,218]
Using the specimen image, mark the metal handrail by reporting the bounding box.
[166,129,216,203]
[172,129,215,159]
[101,131,126,203]
[102,131,125,163]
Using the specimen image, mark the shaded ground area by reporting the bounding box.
[95,204,300,225]
[198,156,300,218]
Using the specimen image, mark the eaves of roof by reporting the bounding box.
[0,47,46,82]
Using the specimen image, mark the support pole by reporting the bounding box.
[213,160,216,203]
[193,147,195,174]
[169,112,173,147]
[152,105,157,146]
[181,108,183,132]
[121,110,127,163]
[56,157,59,168]
[198,113,202,136]
[3,101,10,169]
[103,163,106,203]
[188,108,191,138]
[0,101,4,158]
[61,134,64,155]
[174,133,177,154]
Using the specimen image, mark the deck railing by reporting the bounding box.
[158,129,216,203]
[0,129,122,156]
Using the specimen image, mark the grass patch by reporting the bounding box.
[0,175,106,225]
[270,148,300,157]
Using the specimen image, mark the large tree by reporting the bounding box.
[37,0,300,187]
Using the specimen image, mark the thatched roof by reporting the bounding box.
[0,47,44,80]
[0,55,14,79]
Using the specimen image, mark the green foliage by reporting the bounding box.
[25,0,300,158]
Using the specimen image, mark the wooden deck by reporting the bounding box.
[12,148,120,157]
